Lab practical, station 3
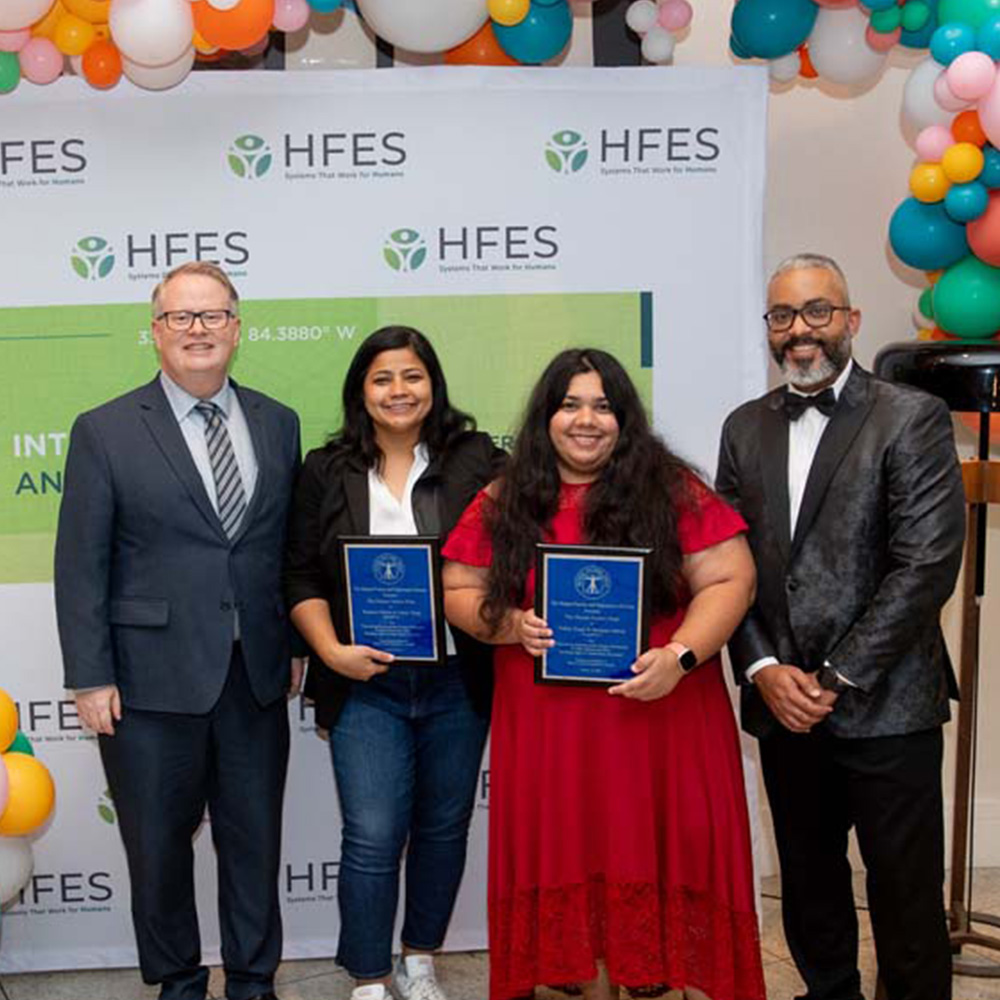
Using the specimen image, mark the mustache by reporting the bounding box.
[781,335,822,351]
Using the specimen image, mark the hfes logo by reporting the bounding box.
[545,130,588,175]
[228,134,273,180]
[384,228,427,273]
[71,235,115,281]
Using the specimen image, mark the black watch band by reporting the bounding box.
[818,664,849,694]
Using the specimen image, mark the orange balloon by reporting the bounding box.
[953,109,988,147]
[0,752,54,837]
[192,0,272,52]
[82,37,120,88]
[446,21,518,65]
[62,0,109,23]
[0,690,16,754]
[31,0,65,39]
[926,269,943,284]
[798,43,818,79]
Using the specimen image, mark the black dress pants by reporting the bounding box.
[100,645,290,1000]
[759,725,951,1000]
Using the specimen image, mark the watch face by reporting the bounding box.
[678,649,697,672]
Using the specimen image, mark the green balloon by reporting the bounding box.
[871,7,902,31]
[937,0,1000,29]
[901,0,931,31]
[6,731,33,756]
[919,286,935,321]
[0,52,19,96]
[933,255,1000,338]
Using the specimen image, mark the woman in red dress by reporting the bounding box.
[442,349,765,1000]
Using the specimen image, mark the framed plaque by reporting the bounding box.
[534,543,651,685]
[340,536,445,665]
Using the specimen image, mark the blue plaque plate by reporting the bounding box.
[535,544,651,685]
[341,536,444,664]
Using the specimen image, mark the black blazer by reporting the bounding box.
[55,377,302,713]
[285,430,505,729]
[715,364,966,740]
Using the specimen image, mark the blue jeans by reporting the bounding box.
[330,659,489,980]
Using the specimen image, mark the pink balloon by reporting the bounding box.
[947,51,997,102]
[915,124,955,161]
[0,29,30,52]
[934,70,971,112]
[813,0,857,6]
[657,0,692,31]
[865,23,899,53]
[273,0,309,32]
[19,36,62,84]
[978,74,1000,148]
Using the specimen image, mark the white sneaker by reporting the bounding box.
[392,954,449,1000]
[350,985,389,1000]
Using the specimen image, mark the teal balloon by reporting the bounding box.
[978,14,1000,54]
[6,731,32,757]
[730,32,752,58]
[919,286,936,319]
[494,1,572,64]
[901,3,939,45]
[731,0,818,59]
[981,146,1000,187]
[930,22,976,63]
[933,255,1000,337]
[937,0,1000,28]
[866,0,899,11]
[946,181,990,221]
[889,198,970,270]
[0,52,19,95]
[308,0,343,11]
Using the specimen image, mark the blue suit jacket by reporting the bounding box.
[55,377,301,713]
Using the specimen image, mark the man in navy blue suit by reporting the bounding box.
[55,262,302,1000]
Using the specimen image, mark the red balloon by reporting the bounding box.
[445,21,518,65]
[968,190,1000,266]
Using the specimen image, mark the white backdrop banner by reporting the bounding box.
[0,66,768,972]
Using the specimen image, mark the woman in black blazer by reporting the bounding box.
[284,326,503,1000]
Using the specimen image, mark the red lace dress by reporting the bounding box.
[442,480,765,1000]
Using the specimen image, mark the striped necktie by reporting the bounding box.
[195,401,246,538]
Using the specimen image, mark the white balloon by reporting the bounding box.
[625,0,657,34]
[0,0,54,31]
[123,45,195,90]
[0,836,33,905]
[807,5,886,87]
[769,51,800,84]
[207,0,241,8]
[111,0,193,68]
[641,25,675,63]
[903,57,954,136]
[354,0,488,54]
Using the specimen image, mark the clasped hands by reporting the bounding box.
[753,664,838,733]
[515,610,684,702]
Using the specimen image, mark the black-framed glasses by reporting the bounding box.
[763,300,851,333]
[155,309,235,332]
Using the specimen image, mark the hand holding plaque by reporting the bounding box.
[340,536,445,665]
[534,543,651,685]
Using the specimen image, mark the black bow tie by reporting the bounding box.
[783,387,837,421]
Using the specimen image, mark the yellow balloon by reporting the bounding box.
[488,0,530,27]
[0,753,55,837]
[61,0,109,23]
[31,0,65,39]
[909,162,951,203]
[942,142,985,184]
[54,11,95,54]
[917,327,934,340]
[93,21,108,40]
[193,30,220,55]
[0,690,16,754]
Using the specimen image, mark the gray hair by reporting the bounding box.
[770,253,850,304]
[151,261,240,316]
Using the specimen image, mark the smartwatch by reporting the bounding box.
[666,641,698,673]
[817,664,850,694]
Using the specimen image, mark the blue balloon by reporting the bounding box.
[730,0,818,59]
[946,181,990,222]
[929,21,977,64]
[494,1,573,64]
[980,146,1000,187]
[978,15,1000,56]
[890,197,971,270]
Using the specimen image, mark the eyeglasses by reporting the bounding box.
[155,309,235,332]
[763,300,851,333]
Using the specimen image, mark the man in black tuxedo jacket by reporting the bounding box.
[716,254,965,1000]
[54,262,302,1000]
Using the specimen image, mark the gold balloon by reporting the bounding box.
[488,0,530,28]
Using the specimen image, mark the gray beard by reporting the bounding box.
[774,335,852,389]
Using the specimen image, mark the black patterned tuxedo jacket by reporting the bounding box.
[716,364,966,740]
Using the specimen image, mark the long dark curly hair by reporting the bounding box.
[326,325,474,467]
[481,348,697,633]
